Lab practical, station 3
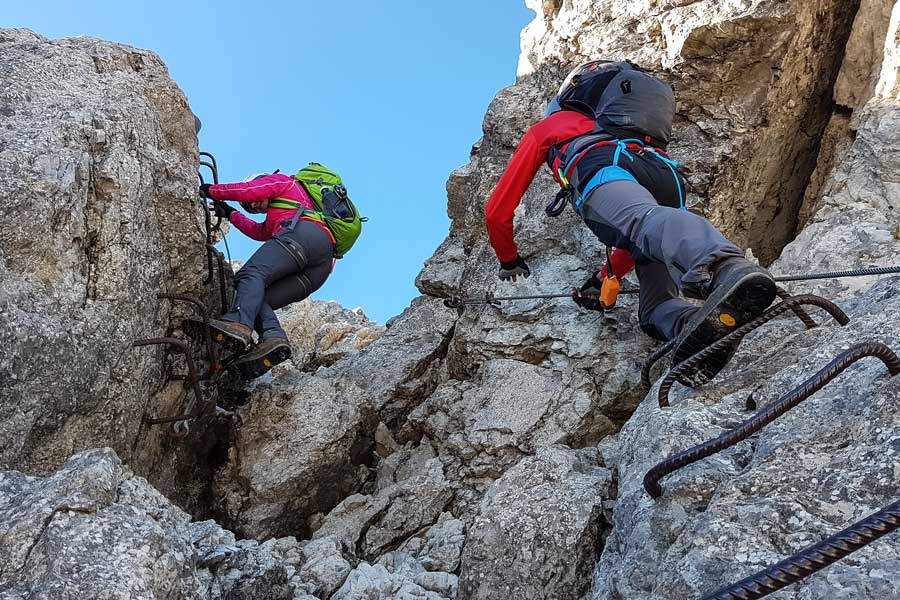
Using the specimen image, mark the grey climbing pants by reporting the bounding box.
[223,219,334,340]
[580,179,744,341]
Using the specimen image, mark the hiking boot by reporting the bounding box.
[670,257,776,386]
[231,337,292,380]
[183,317,252,353]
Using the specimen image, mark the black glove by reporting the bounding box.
[498,255,530,282]
[572,272,603,311]
[199,183,213,199]
[211,200,234,219]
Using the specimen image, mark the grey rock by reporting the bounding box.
[458,446,613,600]
[414,514,465,574]
[332,562,446,600]
[414,572,459,598]
[0,29,219,493]
[377,551,426,579]
[299,535,352,598]
[0,448,311,600]
[278,298,384,371]
[214,372,377,539]
[315,458,453,559]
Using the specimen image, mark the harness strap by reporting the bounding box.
[269,198,303,210]
[565,138,686,211]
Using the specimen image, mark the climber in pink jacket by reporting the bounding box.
[194,173,336,380]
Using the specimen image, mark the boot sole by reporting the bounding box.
[231,343,292,380]
[182,317,250,354]
[671,271,776,386]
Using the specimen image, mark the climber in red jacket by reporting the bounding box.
[485,60,776,386]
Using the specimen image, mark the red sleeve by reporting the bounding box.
[228,211,268,241]
[601,248,635,279]
[209,173,295,203]
[485,111,596,263]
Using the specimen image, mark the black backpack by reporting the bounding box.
[544,61,687,218]
[557,60,675,149]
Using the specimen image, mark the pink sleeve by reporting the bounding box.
[229,211,269,241]
[209,173,295,203]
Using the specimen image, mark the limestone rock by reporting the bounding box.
[458,446,613,600]
[315,457,453,559]
[299,536,353,598]
[332,562,448,600]
[0,29,217,481]
[278,299,385,371]
[0,448,310,600]
[214,372,377,540]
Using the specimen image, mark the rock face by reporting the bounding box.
[0,448,299,599]
[0,448,463,600]
[6,0,900,598]
[591,5,900,596]
[458,446,613,600]
[278,299,384,371]
[0,29,221,491]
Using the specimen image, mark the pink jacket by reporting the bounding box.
[208,173,331,242]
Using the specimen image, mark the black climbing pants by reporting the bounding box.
[580,179,745,341]
[223,219,334,340]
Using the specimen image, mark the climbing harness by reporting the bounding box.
[546,138,688,217]
[445,266,900,311]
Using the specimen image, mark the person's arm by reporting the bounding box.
[602,248,635,279]
[207,173,295,203]
[485,111,595,263]
[227,210,269,241]
[484,127,547,264]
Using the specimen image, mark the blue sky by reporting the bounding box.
[6,1,534,323]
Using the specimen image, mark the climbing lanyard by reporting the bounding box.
[445,265,900,309]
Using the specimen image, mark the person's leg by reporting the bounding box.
[223,236,308,331]
[581,179,775,386]
[233,221,334,378]
[580,179,744,290]
[635,261,695,342]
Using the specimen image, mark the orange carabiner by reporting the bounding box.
[600,275,620,309]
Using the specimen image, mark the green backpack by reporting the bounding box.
[294,163,365,258]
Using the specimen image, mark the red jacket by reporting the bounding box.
[485,111,634,279]
[208,174,333,243]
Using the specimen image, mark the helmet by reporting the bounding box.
[240,173,268,214]
[545,60,637,118]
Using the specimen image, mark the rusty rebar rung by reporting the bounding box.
[206,244,229,315]
[641,339,676,388]
[640,290,815,389]
[132,337,211,426]
[775,287,817,330]
[658,295,850,408]
[156,293,223,407]
[701,499,900,599]
[644,342,900,500]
